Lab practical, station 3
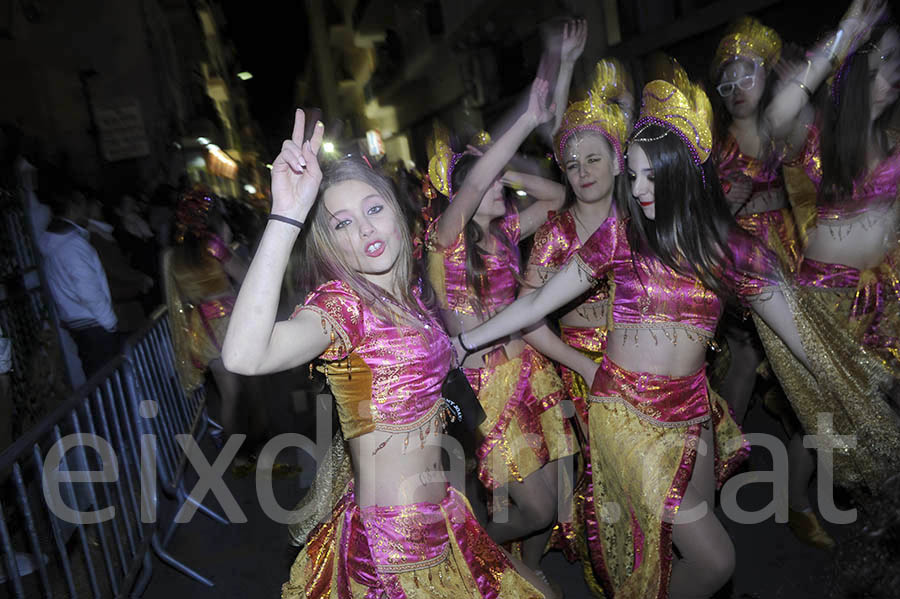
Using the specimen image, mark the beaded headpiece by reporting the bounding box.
[633,60,714,167]
[712,16,782,76]
[553,58,630,172]
[427,122,492,199]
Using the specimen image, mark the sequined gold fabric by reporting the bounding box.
[466,347,577,489]
[586,369,747,598]
[712,16,783,75]
[554,58,629,166]
[281,486,544,599]
[753,285,900,489]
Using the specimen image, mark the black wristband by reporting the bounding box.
[268,214,304,229]
[459,332,476,354]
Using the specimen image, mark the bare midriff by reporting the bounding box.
[349,432,448,507]
[805,202,899,270]
[605,325,710,377]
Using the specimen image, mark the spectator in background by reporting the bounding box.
[86,194,153,332]
[39,188,119,378]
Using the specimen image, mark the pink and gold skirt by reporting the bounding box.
[584,357,748,598]
[464,344,577,490]
[281,485,543,599]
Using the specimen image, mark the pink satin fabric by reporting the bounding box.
[197,296,234,322]
[305,485,518,599]
[528,210,609,305]
[292,280,452,440]
[736,208,802,272]
[797,256,900,349]
[464,344,568,489]
[590,356,711,425]
[576,217,778,334]
[817,141,900,221]
[426,211,521,316]
[715,133,785,198]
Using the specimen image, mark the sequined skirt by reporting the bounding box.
[585,356,748,598]
[753,267,900,490]
[464,345,578,489]
[737,207,803,274]
[281,485,543,599]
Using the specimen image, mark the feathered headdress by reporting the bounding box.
[427,122,492,199]
[712,16,783,75]
[553,58,630,172]
[633,57,713,167]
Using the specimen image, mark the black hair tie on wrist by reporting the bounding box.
[269,214,304,229]
[459,333,476,354]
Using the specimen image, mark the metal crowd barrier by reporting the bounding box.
[0,306,226,597]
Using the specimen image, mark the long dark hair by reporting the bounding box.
[450,153,521,317]
[820,23,898,206]
[622,125,746,298]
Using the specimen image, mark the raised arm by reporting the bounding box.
[550,19,588,134]
[433,76,555,249]
[458,258,591,352]
[222,110,332,376]
[764,0,886,151]
[503,170,567,237]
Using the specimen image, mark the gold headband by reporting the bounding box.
[553,58,630,171]
[634,60,713,165]
[712,16,782,75]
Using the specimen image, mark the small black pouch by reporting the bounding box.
[441,366,485,458]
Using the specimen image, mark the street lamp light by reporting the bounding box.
[237,71,253,81]
[322,141,335,153]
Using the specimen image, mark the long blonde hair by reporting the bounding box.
[295,157,433,326]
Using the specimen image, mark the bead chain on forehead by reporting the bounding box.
[631,117,708,188]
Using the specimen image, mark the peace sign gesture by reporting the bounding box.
[270,109,326,220]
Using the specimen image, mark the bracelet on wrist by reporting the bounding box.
[790,78,814,99]
[268,214,304,229]
[459,332,476,354]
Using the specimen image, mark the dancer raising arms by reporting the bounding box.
[222,111,549,598]
[757,11,900,493]
[450,74,816,599]
[425,39,580,583]
[514,58,631,595]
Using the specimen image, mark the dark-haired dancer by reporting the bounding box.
[449,71,821,598]
[223,111,549,598]
[757,7,900,494]
[425,31,584,586]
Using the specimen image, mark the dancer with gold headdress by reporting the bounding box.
[507,57,631,595]
[448,64,830,598]
[425,24,585,590]
[164,189,267,471]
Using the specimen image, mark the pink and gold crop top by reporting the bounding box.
[819,149,900,222]
[528,210,608,306]
[715,134,785,199]
[426,210,521,316]
[292,280,452,441]
[575,217,778,339]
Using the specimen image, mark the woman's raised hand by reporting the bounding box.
[270,109,325,220]
[525,77,555,127]
[841,0,887,52]
[560,19,588,65]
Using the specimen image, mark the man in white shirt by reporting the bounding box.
[39,189,120,378]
